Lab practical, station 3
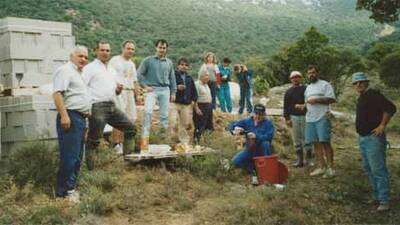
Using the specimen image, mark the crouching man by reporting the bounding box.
[53,45,91,202]
[228,104,275,184]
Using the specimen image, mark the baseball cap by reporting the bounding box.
[290,71,302,79]
[253,104,266,114]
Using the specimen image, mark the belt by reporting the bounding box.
[93,101,114,106]
[68,110,89,118]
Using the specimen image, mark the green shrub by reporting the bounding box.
[27,205,74,225]
[80,169,119,192]
[80,186,116,215]
[5,142,58,192]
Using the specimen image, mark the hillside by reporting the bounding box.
[0,0,380,64]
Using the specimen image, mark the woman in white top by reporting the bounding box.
[198,52,220,109]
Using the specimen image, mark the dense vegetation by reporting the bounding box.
[357,0,400,23]
[0,0,379,65]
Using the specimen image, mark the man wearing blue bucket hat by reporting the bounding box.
[352,72,396,211]
[228,103,275,185]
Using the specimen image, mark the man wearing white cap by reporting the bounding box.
[352,72,396,211]
[283,71,312,167]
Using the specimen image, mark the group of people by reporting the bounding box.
[53,39,396,212]
[280,66,396,211]
[227,64,396,212]
[52,39,256,202]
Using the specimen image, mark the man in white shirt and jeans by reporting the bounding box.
[109,40,139,154]
[83,41,137,170]
[53,45,91,202]
[298,65,336,178]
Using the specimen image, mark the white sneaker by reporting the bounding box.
[377,203,390,211]
[310,168,326,176]
[114,143,123,155]
[251,175,259,185]
[322,168,335,178]
[221,159,231,171]
[66,189,80,203]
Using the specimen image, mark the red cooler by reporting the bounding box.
[253,155,279,185]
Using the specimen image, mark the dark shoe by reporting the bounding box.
[85,155,95,171]
[305,150,314,166]
[293,149,304,167]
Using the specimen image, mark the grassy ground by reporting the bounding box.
[0,113,399,225]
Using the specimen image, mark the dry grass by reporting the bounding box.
[1,112,400,225]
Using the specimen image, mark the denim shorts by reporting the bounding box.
[305,115,331,144]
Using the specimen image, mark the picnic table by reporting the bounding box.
[124,144,216,163]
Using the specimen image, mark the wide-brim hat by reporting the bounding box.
[351,72,369,84]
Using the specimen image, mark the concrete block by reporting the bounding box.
[0,112,6,128]
[0,17,74,89]
[8,111,23,126]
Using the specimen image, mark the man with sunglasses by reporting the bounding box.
[83,41,137,169]
[352,72,396,211]
[169,58,197,144]
[137,39,177,150]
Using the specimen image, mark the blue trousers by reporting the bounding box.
[359,134,390,203]
[217,84,232,113]
[239,87,253,114]
[56,111,86,197]
[232,141,271,174]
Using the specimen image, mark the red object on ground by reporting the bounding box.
[253,155,289,185]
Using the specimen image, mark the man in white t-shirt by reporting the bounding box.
[109,40,139,154]
[83,41,137,170]
[53,45,91,202]
[297,65,336,178]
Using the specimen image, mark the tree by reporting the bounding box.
[357,0,400,23]
[379,50,400,88]
[268,27,366,96]
[366,42,400,64]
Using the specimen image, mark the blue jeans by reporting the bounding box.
[142,86,170,137]
[239,87,253,114]
[217,84,232,113]
[56,111,86,197]
[232,141,271,174]
[359,134,390,203]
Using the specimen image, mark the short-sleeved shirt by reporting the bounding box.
[304,79,335,122]
[83,59,118,103]
[195,80,212,103]
[109,55,137,89]
[53,61,91,113]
